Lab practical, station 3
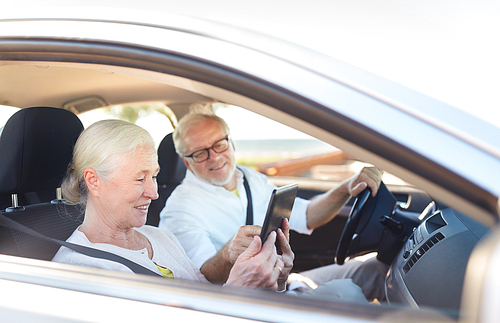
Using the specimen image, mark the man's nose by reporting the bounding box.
[207,147,222,161]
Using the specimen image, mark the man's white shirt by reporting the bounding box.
[159,166,311,268]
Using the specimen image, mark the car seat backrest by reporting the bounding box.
[0,107,85,260]
[146,132,187,226]
[0,107,82,194]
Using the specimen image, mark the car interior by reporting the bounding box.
[0,57,494,320]
[146,133,187,227]
[0,107,84,260]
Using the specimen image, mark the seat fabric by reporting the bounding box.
[147,132,187,226]
[0,107,84,260]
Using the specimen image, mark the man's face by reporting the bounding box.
[182,119,236,190]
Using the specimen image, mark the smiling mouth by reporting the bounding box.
[135,205,149,210]
[210,163,225,171]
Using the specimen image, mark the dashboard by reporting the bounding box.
[386,207,490,312]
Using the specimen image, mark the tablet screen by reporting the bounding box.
[259,183,298,249]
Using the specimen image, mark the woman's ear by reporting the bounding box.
[84,168,100,197]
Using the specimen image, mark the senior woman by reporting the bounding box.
[52,119,292,290]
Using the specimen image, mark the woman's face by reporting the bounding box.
[96,144,160,229]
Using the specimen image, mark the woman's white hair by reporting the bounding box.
[61,119,155,204]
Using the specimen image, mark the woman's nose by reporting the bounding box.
[144,178,159,200]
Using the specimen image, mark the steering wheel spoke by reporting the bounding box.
[334,188,371,265]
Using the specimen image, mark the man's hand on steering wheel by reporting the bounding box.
[335,167,383,265]
[347,166,382,198]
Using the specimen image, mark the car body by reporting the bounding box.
[1,2,500,322]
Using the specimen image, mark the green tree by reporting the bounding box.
[103,103,177,128]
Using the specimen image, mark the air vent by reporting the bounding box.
[403,232,445,274]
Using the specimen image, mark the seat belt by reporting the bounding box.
[0,213,160,277]
[240,168,253,225]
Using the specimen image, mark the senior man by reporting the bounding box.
[159,109,388,301]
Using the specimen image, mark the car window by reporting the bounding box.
[214,104,373,184]
[215,104,338,176]
[0,105,20,130]
[78,102,404,186]
[77,103,176,148]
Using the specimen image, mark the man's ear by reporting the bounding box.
[182,158,192,172]
[84,168,100,197]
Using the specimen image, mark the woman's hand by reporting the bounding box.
[276,218,294,291]
[226,225,261,265]
[225,231,283,290]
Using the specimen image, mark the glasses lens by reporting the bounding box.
[213,138,229,153]
[188,138,229,163]
[192,150,208,162]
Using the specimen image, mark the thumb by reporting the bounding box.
[239,235,262,260]
[351,182,367,197]
[242,225,262,237]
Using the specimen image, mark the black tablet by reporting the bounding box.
[259,183,298,250]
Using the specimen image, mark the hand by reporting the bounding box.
[347,166,382,197]
[200,225,261,284]
[225,232,282,290]
[227,225,261,265]
[276,218,294,291]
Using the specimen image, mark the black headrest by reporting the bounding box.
[0,107,84,194]
[157,132,186,186]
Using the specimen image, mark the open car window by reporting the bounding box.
[215,104,406,187]
[79,102,407,188]
[216,104,340,177]
[78,103,175,148]
[0,105,20,128]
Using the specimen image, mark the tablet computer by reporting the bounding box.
[259,183,298,251]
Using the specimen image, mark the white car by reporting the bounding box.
[1,2,500,322]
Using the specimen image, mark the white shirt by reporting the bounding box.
[52,225,208,283]
[159,166,312,268]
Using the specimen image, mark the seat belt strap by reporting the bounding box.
[240,168,254,225]
[0,213,160,277]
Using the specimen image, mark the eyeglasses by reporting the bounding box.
[184,136,230,163]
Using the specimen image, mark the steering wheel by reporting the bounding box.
[334,188,372,265]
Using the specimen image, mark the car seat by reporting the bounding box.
[146,132,187,226]
[0,107,84,260]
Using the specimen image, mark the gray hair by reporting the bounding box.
[173,109,230,156]
[61,119,155,204]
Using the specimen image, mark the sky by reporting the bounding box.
[2,0,499,129]
[173,0,500,127]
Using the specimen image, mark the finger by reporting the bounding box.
[234,236,256,250]
[281,218,290,240]
[260,231,278,260]
[273,258,284,281]
[275,258,284,272]
[363,178,377,197]
[239,235,262,260]
[351,181,368,197]
[277,231,294,268]
[263,230,277,246]
[239,225,262,237]
[366,172,382,196]
[235,225,262,246]
[268,280,279,291]
[370,181,381,197]
[276,229,289,252]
